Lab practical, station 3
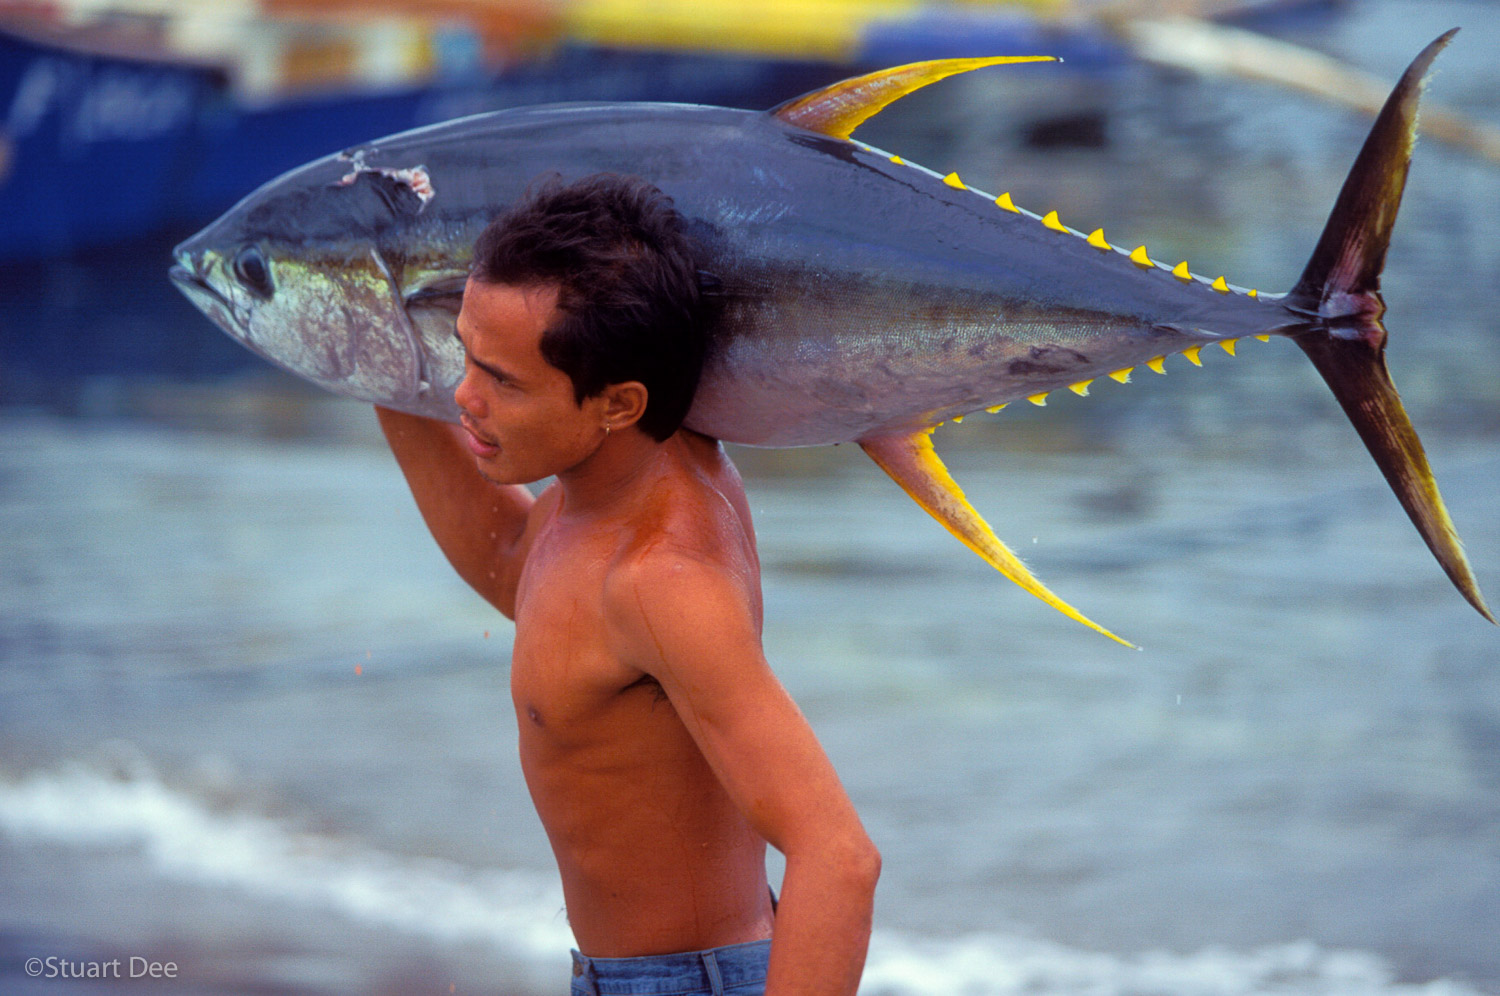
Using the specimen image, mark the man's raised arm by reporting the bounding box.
[375,406,535,618]
[606,551,881,996]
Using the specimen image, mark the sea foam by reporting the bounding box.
[0,764,1485,996]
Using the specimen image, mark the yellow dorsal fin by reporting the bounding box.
[769,56,1057,140]
[1042,210,1067,233]
[860,431,1133,647]
[995,192,1019,213]
[1086,228,1111,250]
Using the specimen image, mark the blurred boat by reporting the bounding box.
[1,0,1347,261]
[0,22,217,258]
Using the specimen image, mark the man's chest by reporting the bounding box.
[509,532,641,737]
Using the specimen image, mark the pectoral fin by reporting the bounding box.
[859,429,1135,648]
[402,270,467,312]
[769,55,1056,140]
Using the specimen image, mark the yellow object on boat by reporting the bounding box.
[563,0,1068,60]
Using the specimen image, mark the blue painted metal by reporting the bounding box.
[0,28,212,259]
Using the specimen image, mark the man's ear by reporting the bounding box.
[599,381,648,432]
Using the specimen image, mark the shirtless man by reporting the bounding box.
[376,174,880,995]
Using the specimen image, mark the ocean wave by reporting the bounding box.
[0,760,571,959]
[863,932,1484,996]
[0,763,1485,996]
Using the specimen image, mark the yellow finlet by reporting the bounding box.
[943,172,966,190]
[858,430,1135,648]
[1248,288,1259,298]
[1086,228,1111,250]
[1211,276,1230,293]
[1027,392,1049,406]
[770,56,1058,140]
[1220,338,1238,356]
[995,191,1019,213]
[889,154,904,165]
[1183,345,1203,367]
[1068,379,1092,396]
[1129,245,1153,268]
[1108,368,1132,384]
[1171,261,1192,282]
[1254,334,1271,342]
[986,403,1008,413]
[1042,210,1067,233]
[1146,355,1167,374]
[952,414,964,423]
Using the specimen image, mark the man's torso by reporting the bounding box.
[509,432,775,957]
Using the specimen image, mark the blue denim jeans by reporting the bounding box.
[569,939,771,996]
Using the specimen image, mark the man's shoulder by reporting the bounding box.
[607,465,756,612]
[608,522,743,605]
[602,526,761,680]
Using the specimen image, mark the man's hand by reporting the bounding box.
[607,550,880,996]
[375,406,536,617]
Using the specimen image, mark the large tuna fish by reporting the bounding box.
[171,37,1492,646]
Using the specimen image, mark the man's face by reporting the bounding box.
[453,279,608,485]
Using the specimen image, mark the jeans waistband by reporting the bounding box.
[570,939,771,996]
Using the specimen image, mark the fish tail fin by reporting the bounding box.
[860,429,1136,648]
[1285,28,1493,623]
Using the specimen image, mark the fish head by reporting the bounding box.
[170,149,467,418]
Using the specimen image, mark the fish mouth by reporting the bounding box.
[171,260,251,342]
[169,262,214,299]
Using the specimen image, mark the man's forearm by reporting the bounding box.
[375,406,533,613]
[765,841,880,996]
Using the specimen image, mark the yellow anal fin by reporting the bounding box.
[769,56,1057,140]
[859,431,1135,648]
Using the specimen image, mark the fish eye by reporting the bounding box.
[233,245,274,298]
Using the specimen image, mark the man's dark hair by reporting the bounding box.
[470,173,708,442]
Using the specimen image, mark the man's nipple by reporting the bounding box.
[526,705,544,727]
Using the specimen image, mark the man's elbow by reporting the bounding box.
[853,838,883,888]
[822,833,882,892]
